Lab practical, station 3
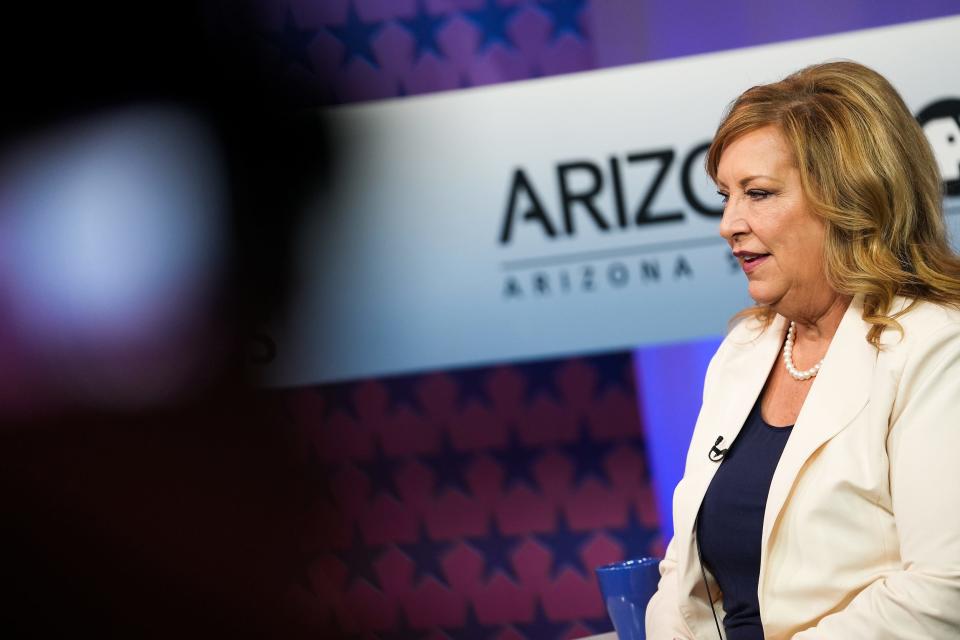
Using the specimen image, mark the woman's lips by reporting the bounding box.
[742,253,770,273]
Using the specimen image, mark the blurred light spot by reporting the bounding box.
[0,105,227,408]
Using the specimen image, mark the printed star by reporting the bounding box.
[423,432,474,496]
[399,0,448,62]
[265,7,319,72]
[608,505,660,562]
[383,374,426,415]
[337,525,383,590]
[467,518,523,582]
[398,524,454,587]
[591,352,635,399]
[327,3,384,68]
[492,430,542,491]
[518,360,564,405]
[535,511,592,579]
[536,0,589,41]
[454,367,493,410]
[465,0,519,53]
[514,601,570,640]
[562,421,614,485]
[356,441,402,500]
[442,603,500,640]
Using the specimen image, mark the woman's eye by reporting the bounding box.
[716,191,729,203]
[746,189,771,200]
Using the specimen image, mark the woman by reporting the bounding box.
[645,61,960,639]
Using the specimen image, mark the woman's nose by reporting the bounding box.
[718,198,749,241]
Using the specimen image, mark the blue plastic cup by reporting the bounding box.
[594,557,661,640]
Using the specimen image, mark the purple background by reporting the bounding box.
[250,0,960,104]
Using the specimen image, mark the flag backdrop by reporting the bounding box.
[288,353,660,638]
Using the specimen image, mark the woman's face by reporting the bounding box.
[716,125,832,319]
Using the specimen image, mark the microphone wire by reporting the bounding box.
[694,516,724,639]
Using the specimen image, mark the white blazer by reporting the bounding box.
[645,295,960,639]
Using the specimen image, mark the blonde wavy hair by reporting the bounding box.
[706,60,960,345]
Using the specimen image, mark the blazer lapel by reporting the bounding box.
[760,295,876,557]
[677,314,787,601]
[711,314,789,464]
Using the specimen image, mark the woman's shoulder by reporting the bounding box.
[889,297,960,338]
[879,297,960,359]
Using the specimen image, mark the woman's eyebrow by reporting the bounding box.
[716,174,780,189]
[738,174,777,186]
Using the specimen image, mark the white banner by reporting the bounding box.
[268,16,960,385]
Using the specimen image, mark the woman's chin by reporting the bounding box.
[747,283,782,308]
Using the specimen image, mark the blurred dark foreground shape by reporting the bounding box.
[0,2,341,637]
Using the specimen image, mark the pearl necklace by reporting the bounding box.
[783,321,823,381]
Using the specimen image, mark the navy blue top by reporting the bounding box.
[696,398,793,640]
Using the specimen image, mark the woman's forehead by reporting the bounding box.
[717,127,796,183]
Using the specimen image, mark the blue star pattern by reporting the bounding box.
[327,3,384,68]
[383,374,426,415]
[298,349,661,637]
[514,601,571,640]
[337,525,384,589]
[442,604,500,640]
[357,442,403,500]
[492,431,542,491]
[518,360,565,405]
[320,383,361,422]
[609,506,660,562]
[537,0,589,41]
[398,524,455,587]
[467,518,524,582]
[465,0,521,53]
[562,421,615,485]
[246,0,924,107]
[591,352,635,399]
[535,512,592,579]
[454,367,492,410]
[399,0,449,62]
[423,433,474,496]
[255,0,611,102]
